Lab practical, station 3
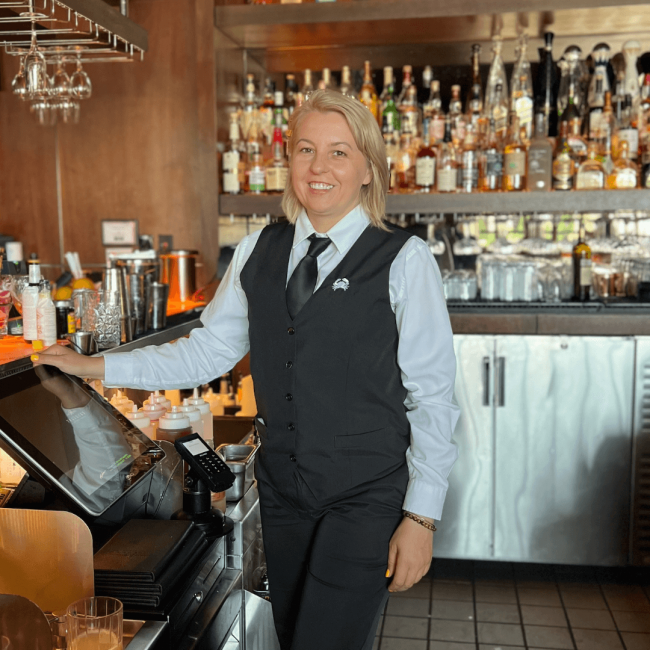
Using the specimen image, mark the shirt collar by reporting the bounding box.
[293,205,370,256]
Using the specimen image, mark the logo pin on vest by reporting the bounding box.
[332,278,350,291]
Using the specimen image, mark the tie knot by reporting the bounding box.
[306,234,331,259]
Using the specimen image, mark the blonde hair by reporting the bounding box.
[281,89,389,231]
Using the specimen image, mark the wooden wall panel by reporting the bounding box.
[0,0,218,287]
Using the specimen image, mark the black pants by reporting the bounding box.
[257,467,407,650]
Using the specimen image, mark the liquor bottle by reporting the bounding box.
[641,127,650,188]
[460,125,479,193]
[395,132,415,191]
[557,45,586,119]
[567,110,588,164]
[437,115,458,193]
[600,91,616,175]
[22,262,40,343]
[484,35,508,125]
[640,74,650,143]
[479,117,503,192]
[422,66,433,105]
[241,73,258,141]
[466,44,483,114]
[223,112,243,195]
[587,43,611,140]
[359,60,380,124]
[449,84,466,144]
[340,66,358,100]
[259,78,276,146]
[615,94,640,161]
[415,121,436,193]
[384,126,399,192]
[503,113,526,191]
[245,109,266,193]
[535,32,558,137]
[265,119,289,193]
[572,220,592,302]
[606,140,639,189]
[510,35,534,141]
[379,67,394,116]
[381,77,400,138]
[317,68,336,91]
[527,113,553,191]
[397,65,413,106]
[488,82,508,138]
[575,142,606,189]
[399,84,421,138]
[285,74,299,114]
[552,120,577,190]
[622,40,642,108]
[424,80,445,143]
[298,68,314,105]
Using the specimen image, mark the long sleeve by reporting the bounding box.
[103,231,262,390]
[391,236,460,521]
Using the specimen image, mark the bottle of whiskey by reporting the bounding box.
[359,61,380,124]
[479,117,503,192]
[400,84,421,139]
[466,44,484,117]
[572,220,592,302]
[395,132,415,192]
[503,113,526,191]
[437,115,458,193]
[425,80,445,144]
[415,121,436,193]
[449,84,466,144]
[552,120,577,190]
[527,113,553,191]
[397,65,413,106]
[576,142,606,189]
[265,118,288,194]
[606,139,639,189]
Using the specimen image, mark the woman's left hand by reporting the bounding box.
[386,517,434,592]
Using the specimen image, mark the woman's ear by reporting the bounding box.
[363,162,373,187]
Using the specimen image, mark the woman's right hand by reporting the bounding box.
[31,344,105,380]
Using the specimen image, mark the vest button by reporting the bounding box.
[286,361,293,369]
[287,327,295,335]
[285,393,293,401]
[290,455,297,462]
[287,423,295,431]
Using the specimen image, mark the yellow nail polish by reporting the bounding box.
[385,569,391,578]
[30,354,39,361]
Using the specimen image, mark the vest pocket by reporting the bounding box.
[334,427,387,448]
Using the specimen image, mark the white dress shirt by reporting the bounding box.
[105,205,460,520]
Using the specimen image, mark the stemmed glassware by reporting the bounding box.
[71,56,92,100]
[11,59,27,100]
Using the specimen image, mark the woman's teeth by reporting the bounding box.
[309,183,334,190]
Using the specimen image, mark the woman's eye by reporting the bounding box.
[299,147,313,154]
[333,150,346,157]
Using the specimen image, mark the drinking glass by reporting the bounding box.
[9,275,29,315]
[93,290,121,349]
[11,59,27,100]
[73,289,99,332]
[71,59,92,100]
[24,36,48,100]
[66,597,123,650]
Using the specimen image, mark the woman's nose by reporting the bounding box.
[310,151,329,174]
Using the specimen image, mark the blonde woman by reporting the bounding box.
[35,89,459,650]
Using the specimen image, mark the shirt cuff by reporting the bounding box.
[403,478,448,521]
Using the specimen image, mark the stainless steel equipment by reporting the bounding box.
[216,444,258,502]
[161,250,198,304]
[104,266,133,343]
[146,282,169,331]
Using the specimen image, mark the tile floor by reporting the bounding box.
[373,559,650,650]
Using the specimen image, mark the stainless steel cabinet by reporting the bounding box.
[437,335,635,566]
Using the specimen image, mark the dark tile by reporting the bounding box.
[566,608,615,631]
[432,583,474,602]
[429,643,475,650]
[560,589,607,610]
[386,597,429,618]
[521,605,567,627]
[391,582,431,600]
[383,616,428,639]
[477,622,524,646]
[612,610,650,633]
[605,592,650,612]
[475,602,520,624]
[380,639,427,650]
[429,620,475,644]
[518,587,563,607]
[516,580,558,591]
[479,646,524,650]
[620,632,650,650]
[430,600,474,621]
[572,628,624,650]
[474,585,517,604]
[524,625,574,649]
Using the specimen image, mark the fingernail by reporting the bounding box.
[31,355,39,361]
[385,569,391,578]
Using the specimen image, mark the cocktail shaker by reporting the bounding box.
[103,266,133,343]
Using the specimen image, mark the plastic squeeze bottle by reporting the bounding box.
[22,262,41,343]
[140,398,167,439]
[109,390,134,415]
[125,405,154,439]
[188,388,213,444]
[157,407,192,443]
[36,281,57,347]
[144,390,172,413]
[202,388,225,417]
[180,399,203,437]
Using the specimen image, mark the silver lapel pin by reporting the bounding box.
[332,278,350,291]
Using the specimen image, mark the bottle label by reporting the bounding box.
[612,168,637,189]
[223,172,240,193]
[415,156,436,187]
[553,154,574,190]
[431,116,445,142]
[515,96,533,128]
[580,258,592,287]
[266,166,288,191]
[223,150,239,171]
[485,151,503,178]
[452,117,466,143]
[619,128,639,158]
[568,136,588,158]
[576,170,604,190]
[229,122,240,141]
[528,148,550,174]
[588,110,604,140]
[504,150,526,176]
[67,312,76,334]
[401,111,418,136]
[461,152,478,190]
[437,167,457,192]
[249,169,266,192]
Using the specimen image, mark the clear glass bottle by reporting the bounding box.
[488,81,509,139]
[576,142,606,189]
[484,35,508,124]
[557,45,587,118]
[535,31,558,137]
[437,115,458,193]
[449,84,466,144]
[572,219,592,302]
[395,132,415,192]
[359,60,380,124]
[340,66,357,100]
[415,121,436,193]
[397,64,413,106]
[587,43,611,140]
[223,112,243,195]
[466,44,483,116]
[460,124,479,193]
[241,73,259,141]
[317,67,336,91]
[614,94,640,162]
[400,84,421,138]
[552,120,577,191]
[422,65,433,105]
[245,112,266,194]
[606,139,639,189]
[479,117,503,192]
[510,34,534,141]
[265,119,288,194]
[425,80,445,144]
[527,113,553,191]
[503,113,526,191]
[299,68,314,105]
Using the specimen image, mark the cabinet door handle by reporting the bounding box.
[497,356,505,407]
[482,356,490,406]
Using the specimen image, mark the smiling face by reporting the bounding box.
[291,110,372,232]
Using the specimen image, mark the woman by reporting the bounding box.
[34,90,460,650]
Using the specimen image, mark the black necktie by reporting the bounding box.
[286,234,332,319]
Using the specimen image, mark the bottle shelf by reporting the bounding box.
[219,189,650,217]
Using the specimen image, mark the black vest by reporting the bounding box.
[240,220,412,500]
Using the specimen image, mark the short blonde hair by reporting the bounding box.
[281,89,389,231]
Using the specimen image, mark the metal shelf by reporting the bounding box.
[219,190,650,217]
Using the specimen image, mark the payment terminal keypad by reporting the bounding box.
[174,433,236,493]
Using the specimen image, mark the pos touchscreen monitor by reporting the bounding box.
[0,364,165,518]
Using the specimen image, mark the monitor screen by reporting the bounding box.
[0,365,163,516]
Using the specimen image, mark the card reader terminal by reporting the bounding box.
[174,433,235,493]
